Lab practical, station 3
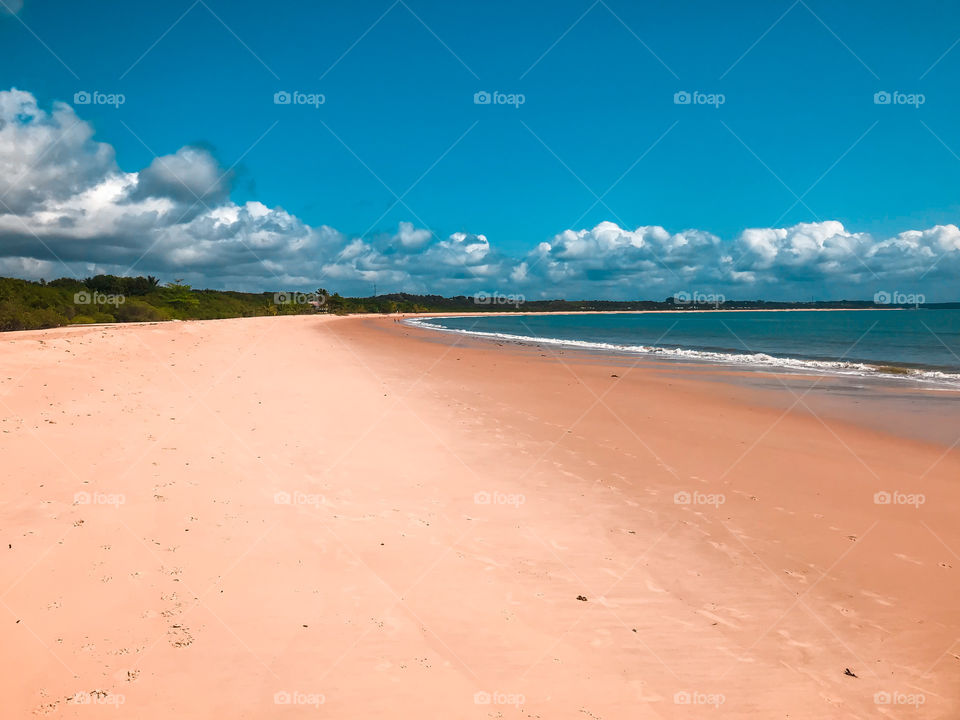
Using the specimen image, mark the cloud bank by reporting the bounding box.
[0,88,957,300]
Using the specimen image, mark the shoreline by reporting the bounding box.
[396,314,960,449]
[2,315,958,718]
[409,306,917,315]
[407,312,960,390]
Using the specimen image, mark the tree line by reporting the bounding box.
[1,275,953,332]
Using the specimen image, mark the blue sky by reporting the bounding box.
[1,0,959,299]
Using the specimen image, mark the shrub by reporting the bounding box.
[0,302,68,331]
[114,299,164,323]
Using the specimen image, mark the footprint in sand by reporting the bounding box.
[829,603,857,618]
[160,601,182,618]
[783,569,808,583]
[167,624,194,648]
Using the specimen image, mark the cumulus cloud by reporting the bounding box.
[729,221,960,288]
[0,89,116,213]
[0,88,502,293]
[517,220,960,299]
[0,87,957,299]
[132,146,233,206]
[393,221,431,250]
[525,222,723,289]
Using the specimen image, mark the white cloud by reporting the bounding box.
[732,221,960,286]
[0,88,494,293]
[0,88,957,300]
[0,89,116,214]
[515,220,960,299]
[393,221,431,250]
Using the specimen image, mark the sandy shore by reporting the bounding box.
[1,315,958,718]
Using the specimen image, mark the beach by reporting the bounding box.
[2,314,959,718]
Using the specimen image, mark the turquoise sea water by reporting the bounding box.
[412,310,960,384]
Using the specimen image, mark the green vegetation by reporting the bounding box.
[0,275,321,332]
[0,275,955,332]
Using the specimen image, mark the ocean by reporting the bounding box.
[411,309,960,385]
